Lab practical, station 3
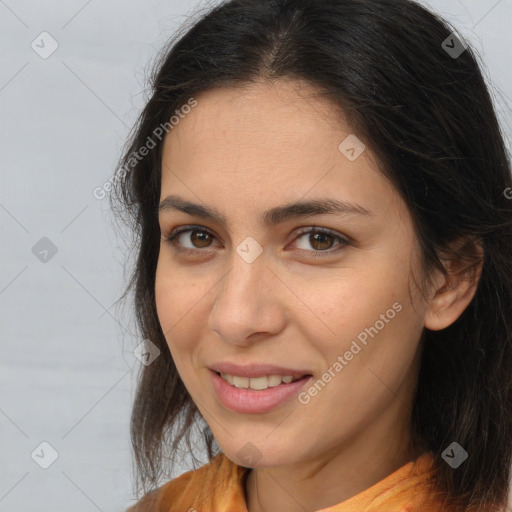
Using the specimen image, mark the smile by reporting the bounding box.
[218,372,306,390]
[210,370,313,414]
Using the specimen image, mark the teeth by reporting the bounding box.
[220,372,304,390]
[232,375,249,388]
[222,373,234,385]
[268,375,283,387]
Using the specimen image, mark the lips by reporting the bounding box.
[209,361,312,379]
[210,370,313,414]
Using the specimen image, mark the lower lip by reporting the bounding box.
[210,370,312,414]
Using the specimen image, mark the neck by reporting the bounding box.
[244,417,425,512]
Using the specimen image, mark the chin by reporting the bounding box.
[221,441,299,469]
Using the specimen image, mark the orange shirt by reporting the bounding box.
[125,451,497,512]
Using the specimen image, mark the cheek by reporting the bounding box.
[304,265,422,366]
[155,257,194,321]
[154,259,208,359]
[306,284,422,418]
[154,261,191,348]
[154,262,175,332]
[302,272,394,338]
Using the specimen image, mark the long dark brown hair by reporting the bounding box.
[110,0,512,508]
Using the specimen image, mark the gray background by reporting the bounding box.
[1,1,511,511]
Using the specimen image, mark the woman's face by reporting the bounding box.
[155,79,430,469]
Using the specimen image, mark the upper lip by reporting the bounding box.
[209,362,312,378]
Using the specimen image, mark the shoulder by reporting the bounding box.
[125,487,160,512]
[125,452,249,512]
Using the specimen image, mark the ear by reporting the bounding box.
[424,236,484,331]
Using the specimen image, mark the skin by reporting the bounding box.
[155,78,482,512]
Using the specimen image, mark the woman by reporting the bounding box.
[112,0,512,510]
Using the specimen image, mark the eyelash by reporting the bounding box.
[162,225,351,258]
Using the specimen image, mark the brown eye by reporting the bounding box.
[189,230,212,248]
[293,227,350,256]
[308,232,335,251]
[163,226,219,254]
[163,225,350,258]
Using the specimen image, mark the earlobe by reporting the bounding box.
[423,239,484,332]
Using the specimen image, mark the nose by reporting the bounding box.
[208,248,286,347]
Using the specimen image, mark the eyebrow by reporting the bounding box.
[159,194,373,231]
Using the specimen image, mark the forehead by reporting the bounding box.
[164,79,348,158]
[159,79,405,229]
